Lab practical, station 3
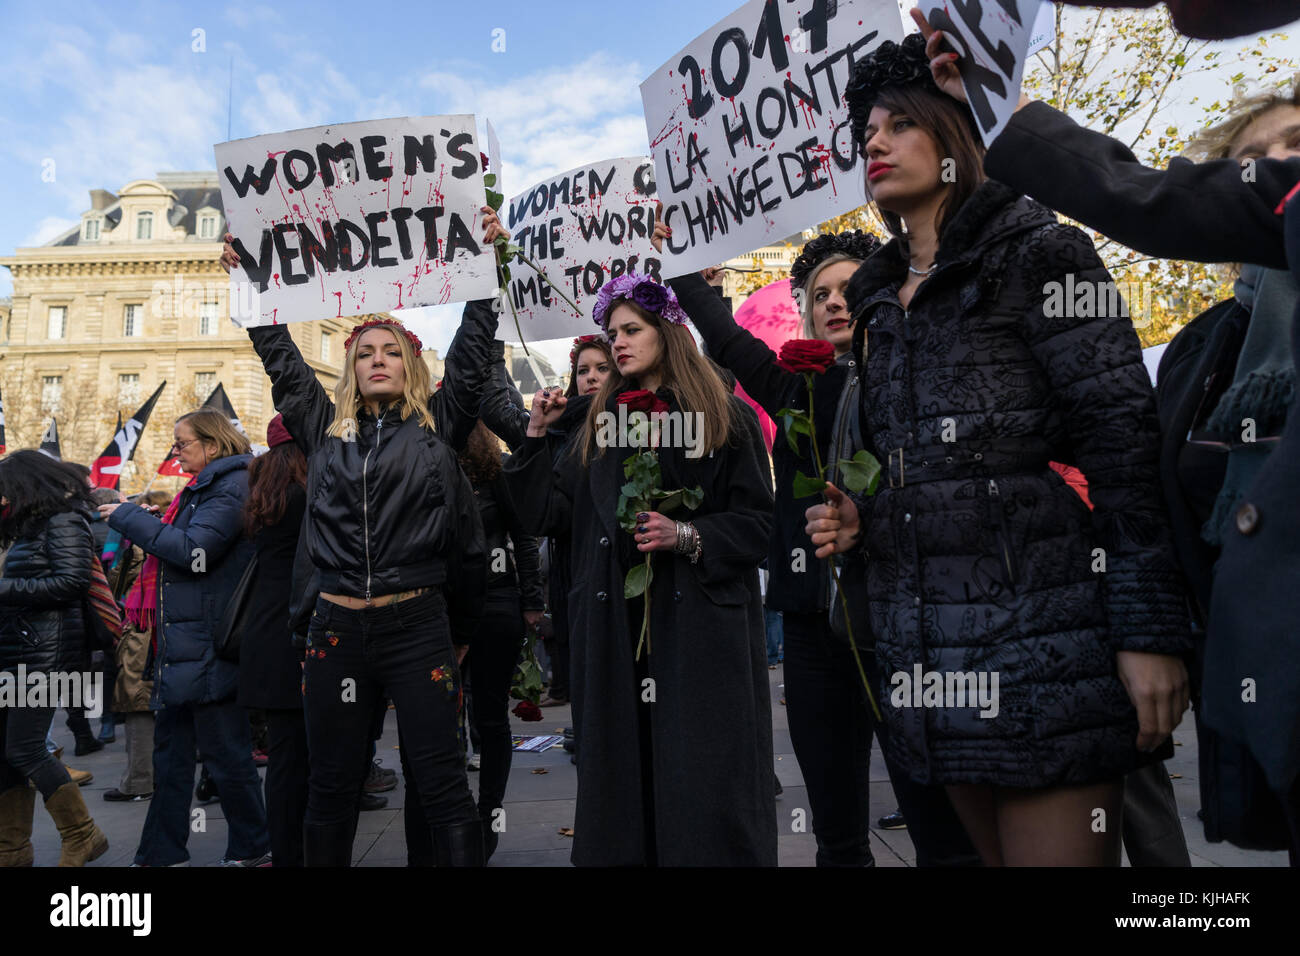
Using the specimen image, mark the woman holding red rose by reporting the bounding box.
[662,228,978,867]
[504,274,777,866]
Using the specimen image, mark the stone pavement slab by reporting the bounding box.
[25,667,1290,866]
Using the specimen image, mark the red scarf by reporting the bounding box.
[124,481,194,635]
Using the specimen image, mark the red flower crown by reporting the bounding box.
[569,334,605,364]
[344,317,424,356]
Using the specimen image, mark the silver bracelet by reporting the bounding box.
[689,524,702,564]
[674,521,690,555]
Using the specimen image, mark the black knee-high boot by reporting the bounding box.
[433,822,484,867]
[303,821,355,867]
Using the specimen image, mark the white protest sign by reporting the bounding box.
[1027,1,1055,56]
[215,115,498,327]
[640,0,901,278]
[500,156,660,342]
[920,0,1040,147]
[486,119,503,195]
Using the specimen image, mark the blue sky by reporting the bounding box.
[0,0,1290,370]
[0,0,789,368]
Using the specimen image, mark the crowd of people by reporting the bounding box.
[2,8,1299,867]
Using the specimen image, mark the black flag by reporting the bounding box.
[39,418,61,459]
[201,383,246,436]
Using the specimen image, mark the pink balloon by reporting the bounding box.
[728,278,803,453]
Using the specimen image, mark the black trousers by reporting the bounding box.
[405,588,524,863]
[303,592,476,837]
[782,610,876,866]
[783,610,981,867]
[264,708,309,867]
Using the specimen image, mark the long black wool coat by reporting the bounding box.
[504,390,777,865]
[845,180,1193,789]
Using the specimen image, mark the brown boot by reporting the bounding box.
[0,786,36,867]
[63,764,93,787]
[44,782,109,867]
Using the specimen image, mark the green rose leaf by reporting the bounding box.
[483,173,497,188]
[624,561,652,599]
[792,469,828,499]
[837,450,882,496]
[485,188,504,211]
[656,489,683,513]
[681,486,704,511]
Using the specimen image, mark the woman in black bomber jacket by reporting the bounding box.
[805,34,1193,865]
[222,209,505,867]
[0,450,108,867]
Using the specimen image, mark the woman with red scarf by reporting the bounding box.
[101,408,269,867]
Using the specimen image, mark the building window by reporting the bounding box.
[199,301,219,336]
[195,372,216,397]
[41,375,63,413]
[136,211,153,240]
[118,373,140,406]
[320,331,332,362]
[83,218,100,241]
[123,303,142,337]
[47,306,66,340]
[199,215,218,240]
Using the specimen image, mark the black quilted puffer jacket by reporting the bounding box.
[844,180,1192,788]
[0,508,94,674]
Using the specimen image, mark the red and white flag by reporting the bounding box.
[90,383,166,489]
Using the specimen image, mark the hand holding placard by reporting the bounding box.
[915,1,1044,146]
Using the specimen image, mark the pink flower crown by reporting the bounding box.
[344,317,424,356]
[592,274,689,329]
[570,334,606,363]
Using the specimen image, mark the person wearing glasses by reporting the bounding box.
[100,408,270,867]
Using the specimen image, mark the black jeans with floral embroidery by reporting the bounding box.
[303,591,477,833]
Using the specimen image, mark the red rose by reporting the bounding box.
[480,152,490,172]
[513,700,543,722]
[777,339,836,374]
[617,390,669,415]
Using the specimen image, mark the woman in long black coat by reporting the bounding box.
[505,275,777,866]
[806,34,1192,865]
[236,415,309,866]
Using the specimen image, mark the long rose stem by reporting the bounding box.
[516,252,583,314]
[635,553,652,660]
[805,374,880,721]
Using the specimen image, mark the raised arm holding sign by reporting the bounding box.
[216,115,499,327]
[916,1,1039,146]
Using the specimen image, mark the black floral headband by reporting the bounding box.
[789,231,881,299]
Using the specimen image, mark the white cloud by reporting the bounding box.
[421,52,652,188]
[21,216,79,248]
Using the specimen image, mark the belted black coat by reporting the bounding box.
[503,391,777,865]
[844,180,1192,788]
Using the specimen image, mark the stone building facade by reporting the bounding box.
[0,171,429,491]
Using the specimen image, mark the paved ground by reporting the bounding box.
[27,667,1290,866]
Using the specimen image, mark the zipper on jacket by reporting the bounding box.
[987,479,1018,590]
[361,415,385,605]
